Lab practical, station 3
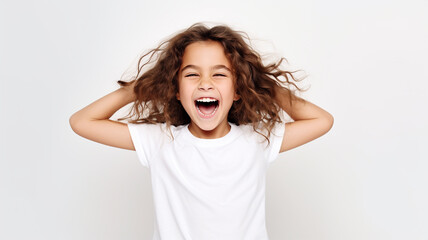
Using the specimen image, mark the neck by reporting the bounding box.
[188,122,231,139]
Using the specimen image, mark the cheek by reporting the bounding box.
[178,87,193,105]
[176,81,186,100]
[220,83,236,99]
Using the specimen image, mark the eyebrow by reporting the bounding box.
[180,64,232,73]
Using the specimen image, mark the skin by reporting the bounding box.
[176,40,240,139]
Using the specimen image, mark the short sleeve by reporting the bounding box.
[127,123,164,168]
[266,123,286,164]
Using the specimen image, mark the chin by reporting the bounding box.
[192,119,219,132]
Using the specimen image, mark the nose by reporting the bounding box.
[198,76,214,91]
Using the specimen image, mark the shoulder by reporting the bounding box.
[234,123,254,133]
[235,122,285,140]
[128,122,189,140]
[232,123,269,147]
[128,122,165,133]
[127,122,167,138]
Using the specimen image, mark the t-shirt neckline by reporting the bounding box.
[183,123,239,147]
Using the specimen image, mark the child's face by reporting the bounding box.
[177,40,240,138]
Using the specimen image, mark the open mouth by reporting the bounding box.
[195,97,219,118]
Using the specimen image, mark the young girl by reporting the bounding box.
[70,23,334,240]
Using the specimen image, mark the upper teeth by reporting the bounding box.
[196,98,217,102]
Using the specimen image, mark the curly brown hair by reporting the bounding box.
[117,23,307,143]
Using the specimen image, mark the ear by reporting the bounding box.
[176,92,180,100]
[233,93,240,101]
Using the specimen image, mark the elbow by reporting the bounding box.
[69,113,82,133]
[69,115,77,133]
[324,113,334,132]
[314,113,334,138]
[69,113,77,127]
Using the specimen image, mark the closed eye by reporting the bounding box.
[185,74,199,77]
[213,74,227,77]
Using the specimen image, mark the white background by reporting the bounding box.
[1,0,427,239]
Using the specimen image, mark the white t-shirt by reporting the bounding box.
[127,122,285,240]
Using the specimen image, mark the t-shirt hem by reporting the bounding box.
[127,123,150,168]
[267,123,286,164]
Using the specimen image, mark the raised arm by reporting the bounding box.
[69,81,137,150]
[275,87,334,153]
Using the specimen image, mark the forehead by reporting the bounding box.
[180,41,231,69]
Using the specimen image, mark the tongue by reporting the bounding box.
[199,104,216,115]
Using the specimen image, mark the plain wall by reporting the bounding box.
[1,0,427,239]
